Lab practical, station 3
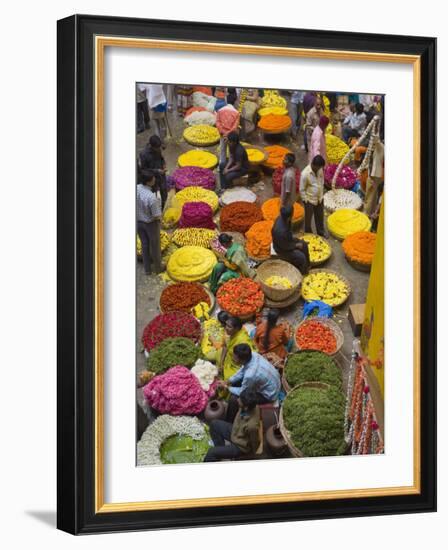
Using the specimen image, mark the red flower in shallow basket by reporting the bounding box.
[142,311,201,352]
[216,278,264,317]
[295,319,337,354]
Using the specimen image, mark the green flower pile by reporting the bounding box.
[283,385,346,457]
[284,351,342,390]
[146,337,201,374]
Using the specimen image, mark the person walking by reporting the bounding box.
[300,155,327,237]
[136,169,165,275]
[308,115,329,163]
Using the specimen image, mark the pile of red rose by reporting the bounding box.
[142,312,201,352]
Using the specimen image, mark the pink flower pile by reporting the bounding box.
[178,202,216,229]
[172,166,216,190]
[143,366,208,415]
[324,164,357,190]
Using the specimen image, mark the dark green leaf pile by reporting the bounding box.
[283,386,346,457]
[284,351,342,389]
[146,337,201,374]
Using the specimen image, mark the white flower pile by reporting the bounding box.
[221,187,257,205]
[324,189,363,212]
[137,415,206,466]
[184,111,217,127]
[191,359,218,391]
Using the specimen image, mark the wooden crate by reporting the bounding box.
[348,303,365,336]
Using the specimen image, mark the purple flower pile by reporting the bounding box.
[178,202,216,229]
[172,166,216,191]
[324,164,357,190]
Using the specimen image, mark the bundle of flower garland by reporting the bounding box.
[178,202,216,230]
[324,164,357,189]
[295,320,338,354]
[178,150,218,169]
[258,114,292,132]
[325,134,350,165]
[284,351,342,389]
[246,148,265,163]
[200,318,225,360]
[220,201,263,234]
[146,337,201,374]
[301,234,332,264]
[137,415,207,466]
[167,246,217,282]
[174,187,219,213]
[260,90,287,109]
[324,189,363,212]
[220,187,257,205]
[283,385,346,457]
[342,231,376,266]
[161,207,181,229]
[258,106,288,117]
[215,105,240,136]
[191,358,218,392]
[272,166,301,195]
[143,365,208,415]
[327,209,372,240]
[172,227,217,248]
[301,271,350,307]
[262,197,304,223]
[160,282,211,314]
[263,145,293,169]
[183,125,220,146]
[245,220,273,258]
[142,312,201,351]
[217,277,264,317]
[172,166,216,191]
[184,110,216,127]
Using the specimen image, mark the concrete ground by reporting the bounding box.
[135,103,370,443]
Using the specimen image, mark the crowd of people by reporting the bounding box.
[136,84,384,462]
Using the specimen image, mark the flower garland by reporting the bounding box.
[167,246,217,282]
[178,202,216,230]
[245,220,274,259]
[217,277,264,317]
[160,282,211,314]
[327,209,372,240]
[258,106,288,117]
[137,415,206,466]
[258,114,292,132]
[172,228,217,248]
[324,189,363,212]
[191,358,218,392]
[324,164,357,190]
[142,311,201,351]
[262,145,292,169]
[178,150,218,169]
[342,231,376,265]
[261,197,304,223]
[143,365,208,415]
[174,187,219,213]
[220,201,263,234]
[183,125,220,146]
[172,166,216,191]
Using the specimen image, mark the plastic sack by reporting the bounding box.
[302,300,333,319]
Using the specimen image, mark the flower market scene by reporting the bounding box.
[136,84,385,466]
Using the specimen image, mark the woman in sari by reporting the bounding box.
[209,233,256,294]
[218,316,256,380]
[254,309,291,369]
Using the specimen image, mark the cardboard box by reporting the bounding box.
[348,304,365,337]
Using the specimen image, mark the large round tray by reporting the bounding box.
[293,316,344,356]
[301,268,351,307]
[279,382,331,458]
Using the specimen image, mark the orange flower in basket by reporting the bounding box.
[263,145,292,169]
[262,197,304,223]
[342,231,377,265]
[258,114,292,132]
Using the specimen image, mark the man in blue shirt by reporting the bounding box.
[219,343,281,422]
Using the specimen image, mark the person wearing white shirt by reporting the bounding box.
[300,155,326,237]
[342,103,367,143]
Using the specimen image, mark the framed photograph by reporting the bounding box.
[57,15,436,534]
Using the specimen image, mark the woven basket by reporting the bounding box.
[293,316,344,356]
[279,382,331,458]
[345,255,372,273]
[301,268,351,307]
[257,259,302,302]
[282,351,343,393]
[299,233,332,267]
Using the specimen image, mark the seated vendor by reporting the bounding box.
[209,233,256,294]
[254,308,291,367]
[203,389,260,462]
[219,131,249,190]
[272,205,310,275]
[218,344,281,422]
[217,316,255,381]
